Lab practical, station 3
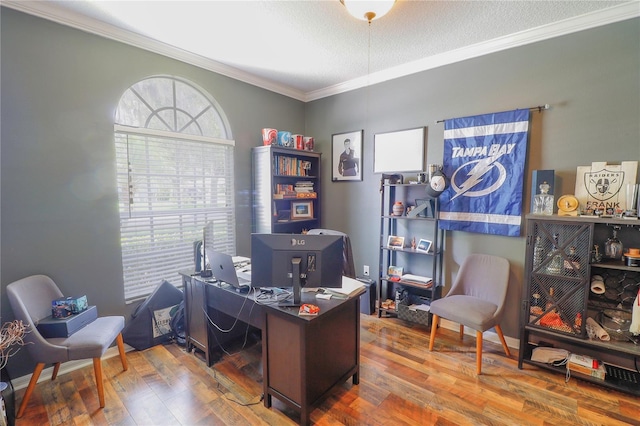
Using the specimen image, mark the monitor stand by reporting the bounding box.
[279,257,302,307]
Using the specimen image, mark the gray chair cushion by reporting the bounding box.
[48,316,125,360]
[429,295,498,330]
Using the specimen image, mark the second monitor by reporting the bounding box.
[251,233,344,306]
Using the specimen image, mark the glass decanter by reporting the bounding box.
[604,226,623,260]
[533,236,545,268]
[545,233,563,275]
[533,181,554,215]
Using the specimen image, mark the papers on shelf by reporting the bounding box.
[232,256,251,268]
[400,274,432,285]
[303,276,365,298]
[408,304,431,312]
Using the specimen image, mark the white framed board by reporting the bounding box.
[373,127,426,173]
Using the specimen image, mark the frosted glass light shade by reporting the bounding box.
[341,0,396,22]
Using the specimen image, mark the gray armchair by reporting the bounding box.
[6,274,128,418]
[428,254,511,374]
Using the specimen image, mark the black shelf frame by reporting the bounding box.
[376,182,444,326]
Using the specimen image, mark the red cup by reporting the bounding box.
[262,128,277,146]
[303,136,314,151]
[291,134,304,150]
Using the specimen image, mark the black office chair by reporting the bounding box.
[306,229,356,278]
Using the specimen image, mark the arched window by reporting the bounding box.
[115,76,235,301]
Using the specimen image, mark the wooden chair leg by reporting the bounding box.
[495,324,511,357]
[459,324,464,340]
[476,330,483,375]
[51,362,61,380]
[116,333,128,371]
[93,358,105,408]
[429,314,439,351]
[16,362,45,418]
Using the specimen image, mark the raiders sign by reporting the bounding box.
[575,161,638,213]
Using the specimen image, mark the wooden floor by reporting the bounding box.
[14,314,640,425]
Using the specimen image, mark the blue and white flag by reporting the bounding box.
[439,109,530,237]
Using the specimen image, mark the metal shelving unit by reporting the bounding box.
[377,181,444,327]
[519,214,640,396]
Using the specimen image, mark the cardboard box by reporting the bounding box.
[52,295,88,318]
[37,305,97,338]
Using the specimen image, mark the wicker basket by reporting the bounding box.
[397,297,431,326]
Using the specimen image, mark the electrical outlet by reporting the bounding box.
[363,265,369,276]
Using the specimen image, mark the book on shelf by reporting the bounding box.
[566,353,606,380]
[400,274,432,286]
[567,361,606,380]
[273,156,312,176]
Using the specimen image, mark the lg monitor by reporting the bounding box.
[251,233,344,306]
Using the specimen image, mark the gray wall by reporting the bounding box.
[306,17,639,341]
[0,8,305,377]
[1,7,638,378]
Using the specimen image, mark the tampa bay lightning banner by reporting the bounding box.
[439,109,530,237]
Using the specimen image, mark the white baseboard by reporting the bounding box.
[10,344,134,391]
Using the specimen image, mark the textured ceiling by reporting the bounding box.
[4,1,638,100]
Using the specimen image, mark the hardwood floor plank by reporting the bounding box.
[13,314,640,425]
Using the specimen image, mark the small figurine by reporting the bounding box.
[411,237,416,249]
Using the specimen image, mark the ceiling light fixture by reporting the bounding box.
[340,0,396,23]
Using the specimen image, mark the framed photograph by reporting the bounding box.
[416,239,432,253]
[387,235,405,249]
[332,130,363,182]
[291,201,313,219]
[374,127,425,173]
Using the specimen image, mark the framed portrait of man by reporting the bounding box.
[332,130,363,182]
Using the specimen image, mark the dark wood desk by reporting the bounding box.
[180,272,362,425]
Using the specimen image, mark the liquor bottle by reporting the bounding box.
[545,233,563,275]
[563,246,580,275]
[533,181,554,215]
[591,244,602,263]
[546,287,556,313]
[604,226,623,260]
[533,236,545,268]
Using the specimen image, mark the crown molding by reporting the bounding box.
[304,2,640,101]
[3,1,638,103]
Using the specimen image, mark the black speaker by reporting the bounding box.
[1,367,15,426]
[193,240,203,272]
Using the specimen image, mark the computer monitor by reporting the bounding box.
[251,233,344,306]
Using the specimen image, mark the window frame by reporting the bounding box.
[114,76,235,302]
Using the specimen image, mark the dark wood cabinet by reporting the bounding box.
[179,272,361,425]
[182,274,211,366]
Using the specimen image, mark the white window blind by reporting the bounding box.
[115,127,236,301]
